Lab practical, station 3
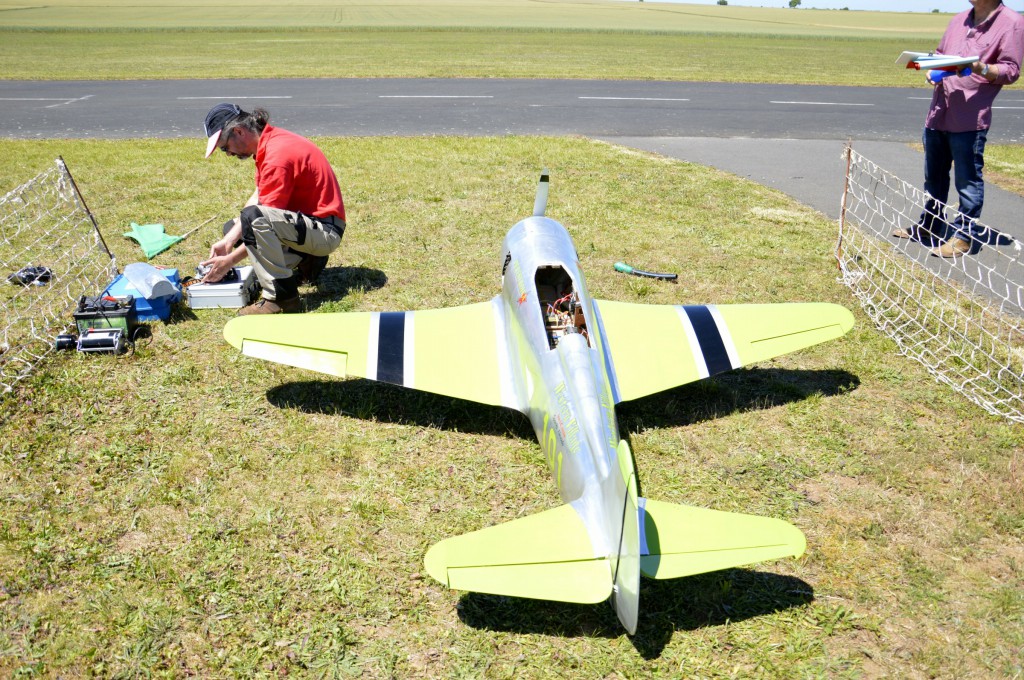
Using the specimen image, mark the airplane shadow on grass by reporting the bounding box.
[266,367,856,654]
[267,367,859,439]
[458,569,814,658]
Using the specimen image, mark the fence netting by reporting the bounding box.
[837,144,1023,425]
[0,158,115,395]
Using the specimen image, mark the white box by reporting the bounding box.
[186,266,258,309]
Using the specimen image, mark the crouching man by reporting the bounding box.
[200,103,346,315]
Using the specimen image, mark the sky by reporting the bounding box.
[647,0,1024,12]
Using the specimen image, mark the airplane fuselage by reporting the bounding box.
[499,217,629,560]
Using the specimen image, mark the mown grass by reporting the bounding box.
[907,143,1024,197]
[1,137,1021,677]
[985,144,1024,195]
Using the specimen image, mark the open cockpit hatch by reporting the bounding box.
[535,265,590,350]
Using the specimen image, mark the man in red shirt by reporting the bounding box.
[201,103,346,314]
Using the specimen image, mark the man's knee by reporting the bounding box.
[239,205,265,248]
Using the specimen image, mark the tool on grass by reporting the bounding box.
[613,261,678,282]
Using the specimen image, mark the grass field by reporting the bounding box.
[1,137,1022,678]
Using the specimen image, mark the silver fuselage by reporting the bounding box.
[500,217,627,561]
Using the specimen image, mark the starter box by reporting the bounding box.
[186,266,258,309]
[103,268,181,322]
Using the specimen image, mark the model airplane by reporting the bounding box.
[896,50,978,72]
[222,173,854,634]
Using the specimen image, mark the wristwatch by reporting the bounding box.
[981,63,991,77]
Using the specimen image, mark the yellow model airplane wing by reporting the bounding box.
[223,296,519,409]
[594,301,853,403]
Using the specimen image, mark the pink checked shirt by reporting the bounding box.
[925,2,1024,133]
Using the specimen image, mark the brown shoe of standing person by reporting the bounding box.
[931,237,972,258]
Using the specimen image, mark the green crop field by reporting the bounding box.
[0,0,955,34]
[0,0,958,85]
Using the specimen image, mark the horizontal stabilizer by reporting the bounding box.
[424,504,612,604]
[639,498,805,579]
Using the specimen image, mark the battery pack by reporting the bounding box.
[72,295,136,336]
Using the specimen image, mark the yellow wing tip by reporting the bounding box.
[222,316,243,349]
[836,304,855,335]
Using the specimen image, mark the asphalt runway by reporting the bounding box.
[2,78,1021,224]
[3,78,1022,293]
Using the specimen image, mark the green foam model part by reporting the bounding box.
[122,222,183,259]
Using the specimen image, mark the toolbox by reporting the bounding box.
[186,266,258,309]
[103,268,181,322]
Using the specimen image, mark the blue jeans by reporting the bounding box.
[921,127,987,241]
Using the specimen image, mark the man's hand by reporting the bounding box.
[971,60,996,81]
[210,218,244,259]
[198,254,234,283]
[209,236,234,259]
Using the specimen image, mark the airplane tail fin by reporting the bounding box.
[639,498,806,580]
[612,440,641,634]
[533,168,549,217]
[423,503,612,605]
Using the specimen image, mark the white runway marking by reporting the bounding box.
[770,101,873,106]
[178,96,293,99]
[579,96,690,102]
[0,95,95,109]
[378,95,493,99]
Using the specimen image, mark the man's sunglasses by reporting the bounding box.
[219,128,235,154]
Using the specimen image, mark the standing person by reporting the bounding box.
[897,0,1023,258]
[200,103,347,314]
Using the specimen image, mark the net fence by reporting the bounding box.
[836,144,1023,425]
[0,158,116,394]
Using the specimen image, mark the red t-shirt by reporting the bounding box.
[254,125,346,221]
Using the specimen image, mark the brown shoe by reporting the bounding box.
[893,225,940,244]
[931,237,971,258]
[237,297,302,316]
